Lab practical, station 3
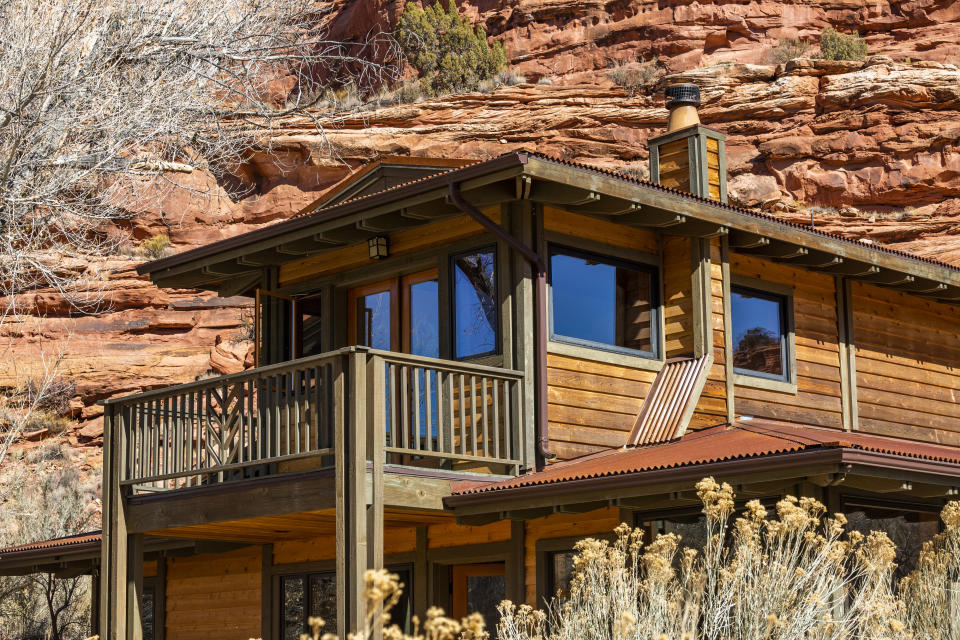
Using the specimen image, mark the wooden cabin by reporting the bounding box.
[4,84,960,640]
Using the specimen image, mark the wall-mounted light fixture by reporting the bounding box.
[368,235,389,260]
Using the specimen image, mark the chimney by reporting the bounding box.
[648,83,727,203]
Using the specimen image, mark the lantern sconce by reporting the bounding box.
[368,235,389,260]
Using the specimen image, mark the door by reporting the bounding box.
[451,562,506,634]
[348,269,439,355]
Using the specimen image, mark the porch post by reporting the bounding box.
[101,403,143,640]
[336,349,370,637]
[367,354,385,640]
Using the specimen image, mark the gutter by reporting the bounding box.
[448,181,555,464]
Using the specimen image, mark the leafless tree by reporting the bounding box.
[0,0,400,470]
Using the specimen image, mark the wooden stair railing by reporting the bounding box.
[625,354,714,447]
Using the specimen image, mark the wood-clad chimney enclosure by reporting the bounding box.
[649,83,728,203]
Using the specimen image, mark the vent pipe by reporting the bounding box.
[665,83,701,133]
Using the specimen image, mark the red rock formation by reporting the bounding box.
[9,0,960,456]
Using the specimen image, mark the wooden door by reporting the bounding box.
[347,279,400,351]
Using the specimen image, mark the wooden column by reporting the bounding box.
[260,544,273,640]
[720,236,735,423]
[366,354,385,640]
[690,237,714,358]
[835,277,859,431]
[101,402,128,640]
[506,521,525,604]
[413,527,428,622]
[337,350,370,637]
[90,569,100,637]
[127,534,144,640]
[508,200,537,470]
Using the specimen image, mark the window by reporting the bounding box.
[280,566,412,639]
[549,246,658,358]
[731,285,791,381]
[452,247,498,359]
[546,550,577,600]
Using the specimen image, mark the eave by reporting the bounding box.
[137,151,960,304]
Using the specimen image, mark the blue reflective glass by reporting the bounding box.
[453,249,497,358]
[357,290,391,350]
[550,250,654,355]
[731,287,784,377]
[409,279,439,358]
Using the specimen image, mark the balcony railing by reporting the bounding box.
[106,348,526,492]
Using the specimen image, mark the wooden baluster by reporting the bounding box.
[447,372,455,457]
[469,375,477,457]
[400,364,410,451]
[458,374,466,456]
[413,367,421,452]
[424,368,433,453]
[481,377,489,459]
[492,380,500,460]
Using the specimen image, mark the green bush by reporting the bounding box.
[394,1,507,95]
[138,233,171,259]
[819,26,868,61]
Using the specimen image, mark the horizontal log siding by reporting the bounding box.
[542,209,661,459]
[692,238,729,431]
[278,211,498,287]
[523,507,623,605]
[663,235,694,358]
[164,546,262,640]
[543,207,659,254]
[731,254,843,428]
[547,353,657,459]
[851,281,960,445]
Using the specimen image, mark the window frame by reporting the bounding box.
[450,244,500,361]
[729,275,796,393]
[547,243,661,362]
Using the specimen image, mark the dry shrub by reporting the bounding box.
[771,39,810,64]
[137,234,171,260]
[819,27,868,61]
[607,57,662,96]
[497,477,960,640]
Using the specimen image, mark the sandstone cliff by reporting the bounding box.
[5,0,960,457]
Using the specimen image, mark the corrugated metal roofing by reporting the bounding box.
[451,419,960,496]
[0,531,101,557]
[138,150,960,280]
[626,355,712,446]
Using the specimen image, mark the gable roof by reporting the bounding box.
[445,419,960,509]
[311,155,472,210]
[136,151,960,304]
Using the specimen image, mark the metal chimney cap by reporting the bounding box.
[665,83,701,108]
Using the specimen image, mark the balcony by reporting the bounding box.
[106,347,526,494]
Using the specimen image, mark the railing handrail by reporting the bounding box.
[367,349,525,379]
[103,346,360,407]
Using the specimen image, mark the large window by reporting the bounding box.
[549,246,658,359]
[280,566,412,639]
[731,285,791,382]
[452,247,498,359]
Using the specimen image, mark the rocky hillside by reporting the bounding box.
[5,0,960,460]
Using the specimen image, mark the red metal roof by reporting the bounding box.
[0,531,101,557]
[451,419,960,497]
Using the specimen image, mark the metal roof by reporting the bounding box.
[448,419,960,499]
[0,532,101,558]
[136,151,960,291]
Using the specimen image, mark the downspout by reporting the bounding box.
[449,183,556,464]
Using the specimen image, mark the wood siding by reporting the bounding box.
[731,254,843,428]
[278,212,497,287]
[851,281,960,445]
[692,238,729,430]
[543,207,659,255]
[523,507,623,605]
[663,235,694,358]
[164,547,262,640]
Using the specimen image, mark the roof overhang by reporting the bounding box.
[137,151,960,304]
[0,534,200,576]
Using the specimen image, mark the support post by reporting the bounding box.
[507,521,525,604]
[720,236,735,423]
[691,238,714,358]
[127,534,144,640]
[413,527,428,622]
[508,201,537,470]
[366,354,385,640]
[101,402,130,640]
[836,277,858,431]
[90,569,100,637]
[336,350,369,636]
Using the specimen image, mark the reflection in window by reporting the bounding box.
[409,278,439,358]
[357,290,392,350]
[281,567,412,638]
[467,574,505,634]
[142,585,155,640]
[731,286,787,379]
[547,550,577,601]
[550,248,657,357]
[845,509,940,582]
[453,248,498,359]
